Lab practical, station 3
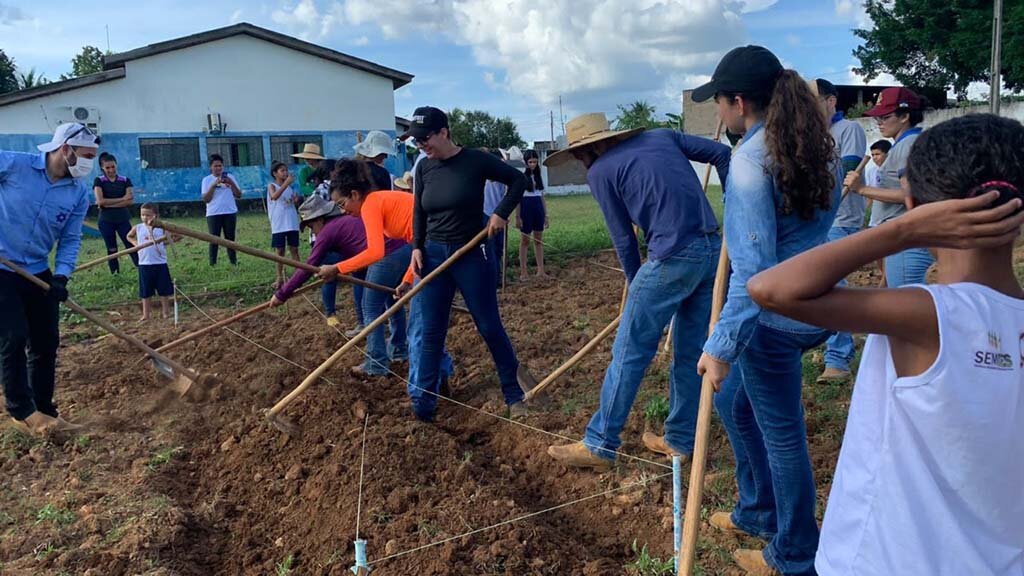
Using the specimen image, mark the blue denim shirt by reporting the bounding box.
[0,151,90,277]
[587,129,730,282]
[703,122,841,363]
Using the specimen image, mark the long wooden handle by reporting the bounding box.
[0,256,199,380]
[679,239,730,575]
[152,219,395,295]
[839,155,871,204]
[75,236,168,273]
[267,228,490,418]
[155,279,325,354]
[524,314,621,401]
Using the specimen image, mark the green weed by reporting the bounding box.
[275,553,295,575]
[625,540,675,576]
[34,504,75,526]
[146,446,183,471]
[643,396,670,424]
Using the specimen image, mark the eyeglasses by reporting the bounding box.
[412,132,436,147]
[64,123,101,146]
[876,113,897,123]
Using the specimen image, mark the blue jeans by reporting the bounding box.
[98,219,137,274]
[488,229,505,289]
[884,247,933,287]
[320,251,343,316]
[823,226,859,372]
[714,325,829,576]
[407,283,455,419]
[352,280,366,326]
[584,235,719,459]
[410,239,519,419]
[362,245,411,375]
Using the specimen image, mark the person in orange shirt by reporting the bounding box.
[318,159,454,396]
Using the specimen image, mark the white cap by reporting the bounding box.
[353,130,395,158]
[37,122,101,153]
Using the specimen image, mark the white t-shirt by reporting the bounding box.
[135,224,167,266]
[267,183,300,234]
[864,161,882,226]
[817,283,1024,576]
[201,173,240,217]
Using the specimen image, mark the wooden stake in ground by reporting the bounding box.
[0,256,209,399]
[679,238,730,575]
[265,229,490,435]
[74,236,169,273]
[154,279,325,355]
[153,219,395,295]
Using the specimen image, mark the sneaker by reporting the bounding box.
[345,325,365,338]
[508,402,528,420]
[349,365,386,380]
[710,512,745,536]
[816,367,851,384]
[326,316,341,328]
[641,432,689,462]
[547,442,613,470]
[732,549,779,576]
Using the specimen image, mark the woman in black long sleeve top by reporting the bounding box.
[401,106,532,422]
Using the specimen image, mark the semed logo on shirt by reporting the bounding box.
[974,331,1013,371]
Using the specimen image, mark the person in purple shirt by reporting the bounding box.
[543,112,730,470]
[270,196,408,376]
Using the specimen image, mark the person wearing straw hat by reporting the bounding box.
[354,130,396,191]
[544,112,730,471]
[0,122,99,436]
[291,143,326,197]
[393,171,413,191]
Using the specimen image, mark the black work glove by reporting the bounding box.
[48,275,69,302]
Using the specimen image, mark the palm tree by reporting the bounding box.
[18,68,49,89]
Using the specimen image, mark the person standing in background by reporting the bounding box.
[517,149,549,280]
[291,143,326,197]
[93,152,137,275]
[200,154,241,266]
[267,161,302,289]
[355,130,396,190]
[814,78,867,385]
[482,148,508,288]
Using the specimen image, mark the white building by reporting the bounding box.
[0,22,413,202]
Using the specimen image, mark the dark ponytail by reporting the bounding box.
[764,70,836,219]
[329,158,375,199]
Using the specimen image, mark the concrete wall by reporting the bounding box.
[854,101,1024,147]
[0,35,395,134]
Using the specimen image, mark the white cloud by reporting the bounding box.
[272,0,344,40]
[230,9,244,24]
[846,64,897,86]
[0,2,28,26]
[353,35,369,46]
[834,0,871,28]
[340,0,772,113]
[785,33,800,46]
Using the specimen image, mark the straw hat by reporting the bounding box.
[543,113,643,167]
[291,143,326,160]
[393,171,413,190]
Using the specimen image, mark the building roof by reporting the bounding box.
[0,68,126,108]
[105,22,412,89]
[0,22,412,108]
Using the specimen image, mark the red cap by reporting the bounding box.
[864,87,922,117]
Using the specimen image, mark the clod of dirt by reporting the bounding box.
[385,539,399,555]
[220,437,236,452]
[284,464,305,480]
[352,400,368,420]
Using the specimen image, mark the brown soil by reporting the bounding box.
[0,253,876,576]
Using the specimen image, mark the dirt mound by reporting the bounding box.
[0,252,863,575]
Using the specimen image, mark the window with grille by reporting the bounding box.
[207,136,264,167]
[139,138,200,169]
[270,135,324,164]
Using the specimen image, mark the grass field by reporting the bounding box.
[69,187,724,310]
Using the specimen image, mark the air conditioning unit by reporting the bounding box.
[207,113,224,135]
[57,106,101,133]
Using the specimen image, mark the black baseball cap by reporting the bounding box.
[815,78,838,97]
[399,106,449,141]
[691,45,784,103]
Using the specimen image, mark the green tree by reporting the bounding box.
[17,68,48,89]
[853,0,1024,100]
[61,45,105,80]
[614,100,683,130]
[0,49,17,94]
[447,108,526,149]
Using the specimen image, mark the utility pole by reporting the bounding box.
[550,110,555,144]
[990,0,1003,114]
[558,95,566,137]
[105,25,111,53]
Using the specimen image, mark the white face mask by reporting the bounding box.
[66,150,94,179]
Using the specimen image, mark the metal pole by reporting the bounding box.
[673,455,682,573]
[990,0,1003,114]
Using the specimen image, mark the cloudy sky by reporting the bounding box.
[0,0,884,142]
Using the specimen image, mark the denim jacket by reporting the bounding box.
[703,122,841,363]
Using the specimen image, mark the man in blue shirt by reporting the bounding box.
[543,112,730,469]
[0,123,98,435]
